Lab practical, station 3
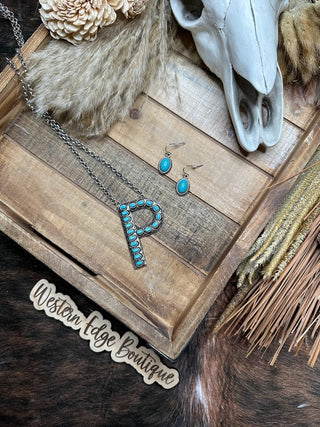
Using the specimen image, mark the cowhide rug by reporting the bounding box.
[1,231,319,426]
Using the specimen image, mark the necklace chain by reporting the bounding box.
[0,3,145,207]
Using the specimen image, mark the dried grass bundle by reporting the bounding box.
[227,207,320,367]
[26,0,174,137]
[213,146,320,366]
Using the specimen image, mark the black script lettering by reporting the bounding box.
[32,282,52,306]
[147,364,161,380]
[61,306,72,318]
[164,373,175,385]
[47,296,59,313]
[67,313,82,326]
[140,353,156,372]
[56,299,68,315]
[83,314,98,336]
[115,336,135,358]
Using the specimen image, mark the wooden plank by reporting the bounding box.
[148,53,308,175]
[0,203,179,355]
[109,95,271,224]
[1,22,319,360]
[170,113,320,356]
[0,135,209,340]
[6,112,239,274]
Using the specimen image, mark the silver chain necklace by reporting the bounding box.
[0,2,164,269]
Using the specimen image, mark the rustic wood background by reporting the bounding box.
[1,1,320,425]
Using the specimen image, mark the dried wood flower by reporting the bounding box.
[39,0,117,45]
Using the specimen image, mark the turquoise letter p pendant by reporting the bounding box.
[118,199,163,269]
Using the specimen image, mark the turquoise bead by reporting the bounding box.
[145,227,152,233]
[134,254,142,260]
[120,204,127,210]
[132,248,139,253]
[156,214,162,221]
[176,178,190,196]
[158,157,172,174]
[136,260,144,267]
[146,200,153,206]
[129,202,136,209]
[152,221,159,228]
[123,216,130,222]
[137,229,144,236]
[138,200,145,206]
[121,210,129,216]
[127,228,135,235]
[125,222,132,228]
[129,235,136,241]
[153,205,160,212]
[130,241,138,247]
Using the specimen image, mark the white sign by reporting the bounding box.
[30,279,179,389]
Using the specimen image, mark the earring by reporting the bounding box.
[176,164,203,196]
[158,142,186,175]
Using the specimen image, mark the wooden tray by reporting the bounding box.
[1,26,319,359]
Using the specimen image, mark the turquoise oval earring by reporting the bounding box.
[158,142,185,175]
[176,164,203,196]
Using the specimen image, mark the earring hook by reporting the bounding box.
[165,142,186,154]
[183,164,203,176]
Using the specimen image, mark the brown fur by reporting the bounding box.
[278,0,320,87]
[1,233,320,426]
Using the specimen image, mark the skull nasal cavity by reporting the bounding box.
[180,0,204,21]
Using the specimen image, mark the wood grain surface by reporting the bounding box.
[1,2,320,425]
[1,8,319,357]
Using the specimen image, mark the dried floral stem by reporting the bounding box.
[237,146,320,286]
[213,147,320,347]
[227,212,320,366]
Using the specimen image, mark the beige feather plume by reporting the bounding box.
[26,0,174,137]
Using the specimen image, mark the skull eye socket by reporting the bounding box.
[262,98,271,128]
[177,0,204,21]
[239,100,251,130]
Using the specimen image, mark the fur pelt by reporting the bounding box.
[1,233,320,426]
[278,0,320,107]
[26,0,174,137]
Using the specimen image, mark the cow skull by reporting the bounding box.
[170,0,289,152]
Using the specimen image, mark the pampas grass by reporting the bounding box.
[26,0,174,137]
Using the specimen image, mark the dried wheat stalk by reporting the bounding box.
[213,147,320,347]
[227,211,320,367]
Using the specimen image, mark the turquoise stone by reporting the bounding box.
[156,214,162,221]
[176,178,190,196]
[153,205,160,212]
[136,260,144,267]
[130,202,136,209]
[123,216,130,222]
[127,228,135,235]
[134,254,142,260]
[137,229,144,236]
[152,221,159,228]
[132,248,139,253]
[130,241,138,247]
[120,204,127,210]
[121,210,129,216]
[125,222,132,228]
[158,157,172,174]
[129,235,136,241]
[146,200,153,206]
[145,227,152,233]
[138,200,145,206]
